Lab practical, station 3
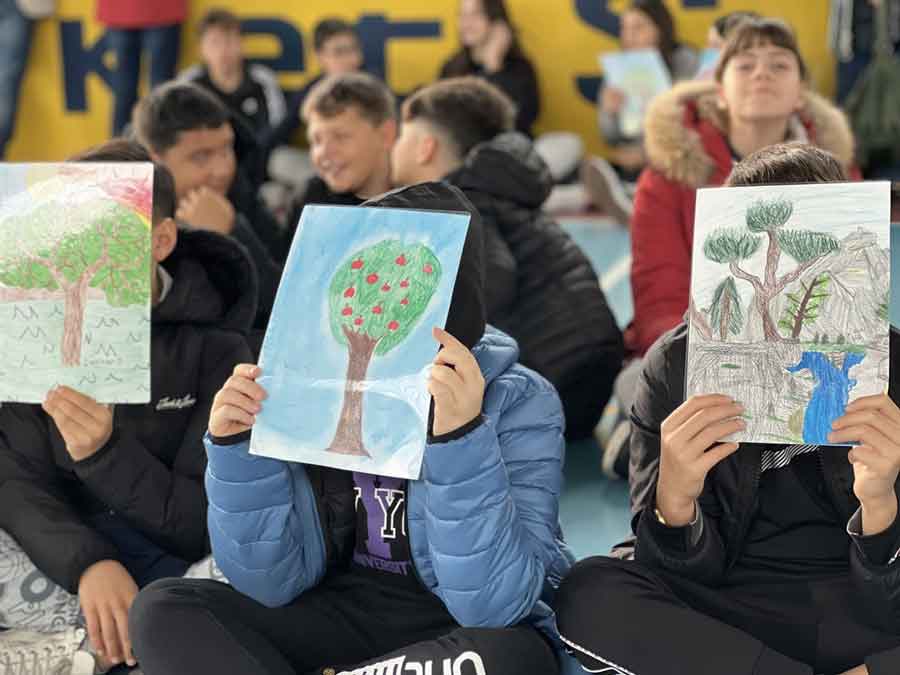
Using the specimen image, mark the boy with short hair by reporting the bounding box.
[181,8,286,138]
[264,18,364,152]
[129,182,573,675]
[391,76,623,439]
[133,82,283,327]
[283,72,397,240]
[555,143,900,675]
[0,139,255,672]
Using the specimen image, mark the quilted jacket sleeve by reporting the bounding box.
[204,436,327,607]
[421,370,565,627]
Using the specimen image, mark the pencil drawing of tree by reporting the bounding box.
[709,276,743,341]
[778,273,831,339]
[0,176,152,366]
[326,240,441,457]
[702,198,839,341]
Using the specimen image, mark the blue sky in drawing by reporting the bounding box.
[250,204,470,479]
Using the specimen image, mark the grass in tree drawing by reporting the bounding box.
[702,198,839,341]
[0,166,152,367]
[326,240,441,456]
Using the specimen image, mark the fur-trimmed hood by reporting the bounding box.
[644,80,857,188]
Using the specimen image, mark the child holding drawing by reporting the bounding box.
[555,143,900,675]
[0,139,255,671]
[128,182,573,675]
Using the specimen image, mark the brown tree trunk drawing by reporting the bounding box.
[61,279,89,366]
[326,326,380,457]
[791,279,817,339]
[719,291,730,341]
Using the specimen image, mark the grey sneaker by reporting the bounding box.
[581,157,634,227]
[0,627,94,675]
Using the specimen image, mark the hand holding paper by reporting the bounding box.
[830,393,900,534]
[209,364,267,438]
[429,327,485,437]
[656,394,744,526]
[42,386,113,461]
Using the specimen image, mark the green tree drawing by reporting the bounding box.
[778,273,831,339]
[326,240,441,456]
[702,198,839,341]
[709,276,743,341]
[0,198,150,367]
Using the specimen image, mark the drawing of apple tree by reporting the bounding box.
[326,240,441,457]
[702,198,839,341]
[0,176,152,366]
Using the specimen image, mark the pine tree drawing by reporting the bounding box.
[709,276,743,341]
[326,240,441,456]
[702,198,839,341]
[778,273,831,339]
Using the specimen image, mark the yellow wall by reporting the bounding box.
[8,0,834,161]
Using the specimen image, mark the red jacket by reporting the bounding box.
[626,81,859,356]
[96,0,186,28]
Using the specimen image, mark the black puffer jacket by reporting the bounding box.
[446,132,623,438]
[623,323,900,632]
[0,230,256,593]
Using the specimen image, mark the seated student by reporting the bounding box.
[0,139,255,671]
[264,18,364,154]
[261,19,366,222]
[579,0,698,226]
[391,76,624,439]
[129,182,573,675]
[132,82,283,330]
[555,143,900,675]
[180,9,286,140]
[284,72,397,238]
[629,17,857,359]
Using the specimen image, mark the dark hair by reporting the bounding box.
[197,8,240,37]
[442,0,526,77]
[69,138,177,224]
[726,143,848,187]
[302,72,396,126]
[713,11,760,40]
[314,18,358,51]
[715,17,809,82]
[627,0,678,74]
[402,77,515,159]
[133,82,231,154]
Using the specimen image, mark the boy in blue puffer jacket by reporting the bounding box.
[129,183,574,675]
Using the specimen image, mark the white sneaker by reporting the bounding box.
[0,627,94,675]
[581,157,634,227]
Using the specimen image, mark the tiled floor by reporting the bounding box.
[557,217,633,559]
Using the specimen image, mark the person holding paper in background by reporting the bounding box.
[129,183,574,675]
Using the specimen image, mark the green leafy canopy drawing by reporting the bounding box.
[0,193,151,367]
[702,198,839,342]
[325,239,441,457]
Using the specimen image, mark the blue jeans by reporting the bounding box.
[0,0,33,158]
[106,24,181,135]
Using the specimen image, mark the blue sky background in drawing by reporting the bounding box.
[690,182,891,312]
[250,204,470,479]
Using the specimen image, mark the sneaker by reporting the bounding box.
[0,627,94,675]
[580,157,634,227]
[600,419,631,480]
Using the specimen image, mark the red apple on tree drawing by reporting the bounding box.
[326,239,442,456]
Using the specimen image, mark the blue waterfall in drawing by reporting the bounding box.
[787,351,865,444]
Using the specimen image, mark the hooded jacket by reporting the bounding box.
[628,81,858,356]
[0,230,256,593]
[621,323,900,633]
[447,133,624,434]
[204,183,573,639]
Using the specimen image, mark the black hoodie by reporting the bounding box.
[446,132,624,437]
[364,182,486,351]
[0,230,256,593]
